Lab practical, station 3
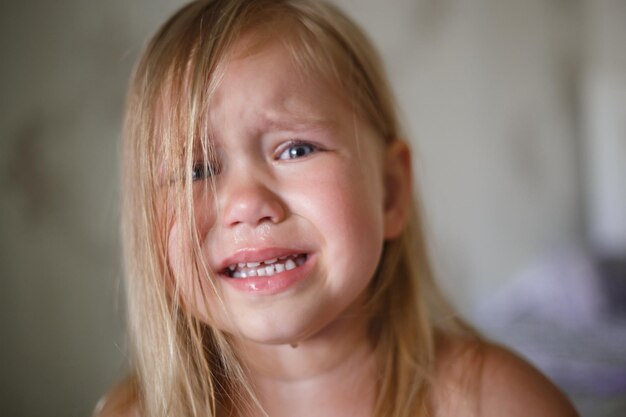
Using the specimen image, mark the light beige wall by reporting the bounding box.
[2,1,619,416]
[582,0,626,257]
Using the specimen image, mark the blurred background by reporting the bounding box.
[1,0,624,416]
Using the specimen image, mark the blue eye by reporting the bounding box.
[192,162,220,181]
[277,142,317,160]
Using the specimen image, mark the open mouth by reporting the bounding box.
[223,253,308,279]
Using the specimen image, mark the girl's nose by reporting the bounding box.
[220,176,287,228]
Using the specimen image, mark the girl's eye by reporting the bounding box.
[192,162,220,181]
[276,141,318,160]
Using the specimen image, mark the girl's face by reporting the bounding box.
[167,36,408,345]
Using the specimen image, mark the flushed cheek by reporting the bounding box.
[192,189,217,235]
[331,187,384,274]
[309,162,384,238]
[167,221,221,323]
[298,170,385,283]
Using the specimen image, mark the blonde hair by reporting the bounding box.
[121,1,474,416]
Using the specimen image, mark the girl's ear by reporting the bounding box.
[383,139,412,239]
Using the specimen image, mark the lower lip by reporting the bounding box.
[221,255,314,295]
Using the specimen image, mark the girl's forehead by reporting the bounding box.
[207,37,351,134]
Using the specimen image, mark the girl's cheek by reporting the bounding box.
[192,187,218,235]
[167,202,216,284]
[166,219,216,321]
[167,220,192,286]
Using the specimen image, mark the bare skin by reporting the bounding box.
[95,333,579,417]
[431,338,580,417]
[234,302,378,417]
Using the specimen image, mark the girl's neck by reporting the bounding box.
[234,311,378,417]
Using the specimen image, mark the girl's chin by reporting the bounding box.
[223,318,327,349]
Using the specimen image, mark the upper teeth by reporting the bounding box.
[227,254,305,278]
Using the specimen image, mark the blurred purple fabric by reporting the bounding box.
[474,246,626,415]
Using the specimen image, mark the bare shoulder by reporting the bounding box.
[430,335,579,417]
[92,376,140,417]
[476,342,579,416]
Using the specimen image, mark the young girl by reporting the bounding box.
[97,1,579,416]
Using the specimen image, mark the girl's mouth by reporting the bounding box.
[223,254,308,278]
